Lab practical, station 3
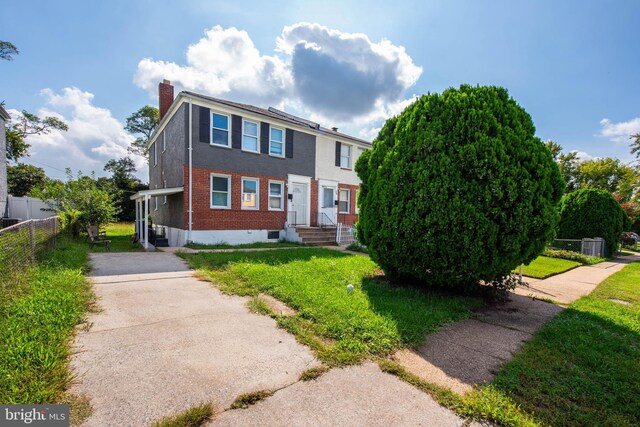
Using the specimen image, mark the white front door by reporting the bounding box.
[290,183,308,225]
[319,185,337,225]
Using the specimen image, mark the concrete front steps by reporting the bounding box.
[295,226,337,246]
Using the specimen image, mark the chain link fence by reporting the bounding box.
[550,238,606,257]
[0,217,59,280]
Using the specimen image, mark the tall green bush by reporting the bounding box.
[356,85,564,289]
[557,189,626,256]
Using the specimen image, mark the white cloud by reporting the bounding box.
[572,150,594,161]
[134,23,422,132]
[598,117,640,143]
[10,87,146,180]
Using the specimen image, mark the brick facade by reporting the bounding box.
[184,166,288,231]
[337,183,359,226]
[310,179,319,226]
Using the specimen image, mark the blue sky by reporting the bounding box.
[1,0,639,181]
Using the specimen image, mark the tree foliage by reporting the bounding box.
[356,85,564,289]
[5,110,68,161]
[547,141,639,203]
[7,163,47,197]
[32,169,118,234]
[103,157,147,221]
[631,133,640,160]
[557,189,626,256]
[125,106,159,157]
[0,41,18,61]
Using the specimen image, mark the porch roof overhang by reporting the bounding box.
[130,187,184,201]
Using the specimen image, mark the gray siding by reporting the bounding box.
[149,104,187,229]
[0,116,7,217]
[190,104,316,179]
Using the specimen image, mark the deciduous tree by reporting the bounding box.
[125,106,159,157]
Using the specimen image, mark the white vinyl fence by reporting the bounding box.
[6,196,54,220]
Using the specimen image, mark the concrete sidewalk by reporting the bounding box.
[394,255,638,394]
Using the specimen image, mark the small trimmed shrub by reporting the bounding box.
[543,248,605,265]
[356,85,564,289]
[557,189,625,257]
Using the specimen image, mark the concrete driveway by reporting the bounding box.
[70,252,319,426]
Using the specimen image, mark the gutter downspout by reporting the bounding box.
[187,97,193,244]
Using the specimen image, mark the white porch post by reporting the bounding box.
[134,199,140,241]
[144,194,149,250]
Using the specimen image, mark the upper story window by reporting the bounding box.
[152,142,157,166]
[241,178,259,210]
[212,112,230,147]
[211,174,231,209]
[269,181,284,210]
[340,144,352,169]
[270,127,284,157]
[339,189,350,213]
[242,120,259,152]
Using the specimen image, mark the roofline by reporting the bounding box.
[0,105,11,121]
[146,91,371,149]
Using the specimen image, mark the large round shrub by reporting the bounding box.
[557,189,625,256]
[355,85,564,288]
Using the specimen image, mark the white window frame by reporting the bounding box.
[211,111,231,147]
[269,126,285,158]
[339,188,350,214]
[162,132,166,153]
[154,185,158,211]
[242,119,260,153]
[241,177,260,210]
[340,144,352,169]
[210,173,231,209]
[163,180,167,204]
[355,189,360,214]
[268,180,284,211]
[153,142,157,166]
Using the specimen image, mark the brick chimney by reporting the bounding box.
[158,79,174,120]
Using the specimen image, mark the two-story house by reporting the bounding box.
[132,80,369,248]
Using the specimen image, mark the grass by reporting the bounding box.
[230,390,273,409]
[185,241,302,250]
[485,261,640,426]
[179,248,480,366]
[89,222,142,252]
[378,360,539,427]
[150,403,214,427]
[516,255,581,279]
[0,234,93,404]
[299,366,330,381]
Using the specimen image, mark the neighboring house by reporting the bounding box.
[132,80,370,247]
[0,105,10,218]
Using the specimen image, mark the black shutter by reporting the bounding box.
[231,115,242,149]
[335,141,341,166]
[198,106,210,143]
[285,129,294,158]
[260,122,270,154]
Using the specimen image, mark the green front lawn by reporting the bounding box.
[516,256,581,279]
[487,261,640,426]
[180,248,480,366]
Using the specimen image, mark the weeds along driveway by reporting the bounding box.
[70,252,318,427]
